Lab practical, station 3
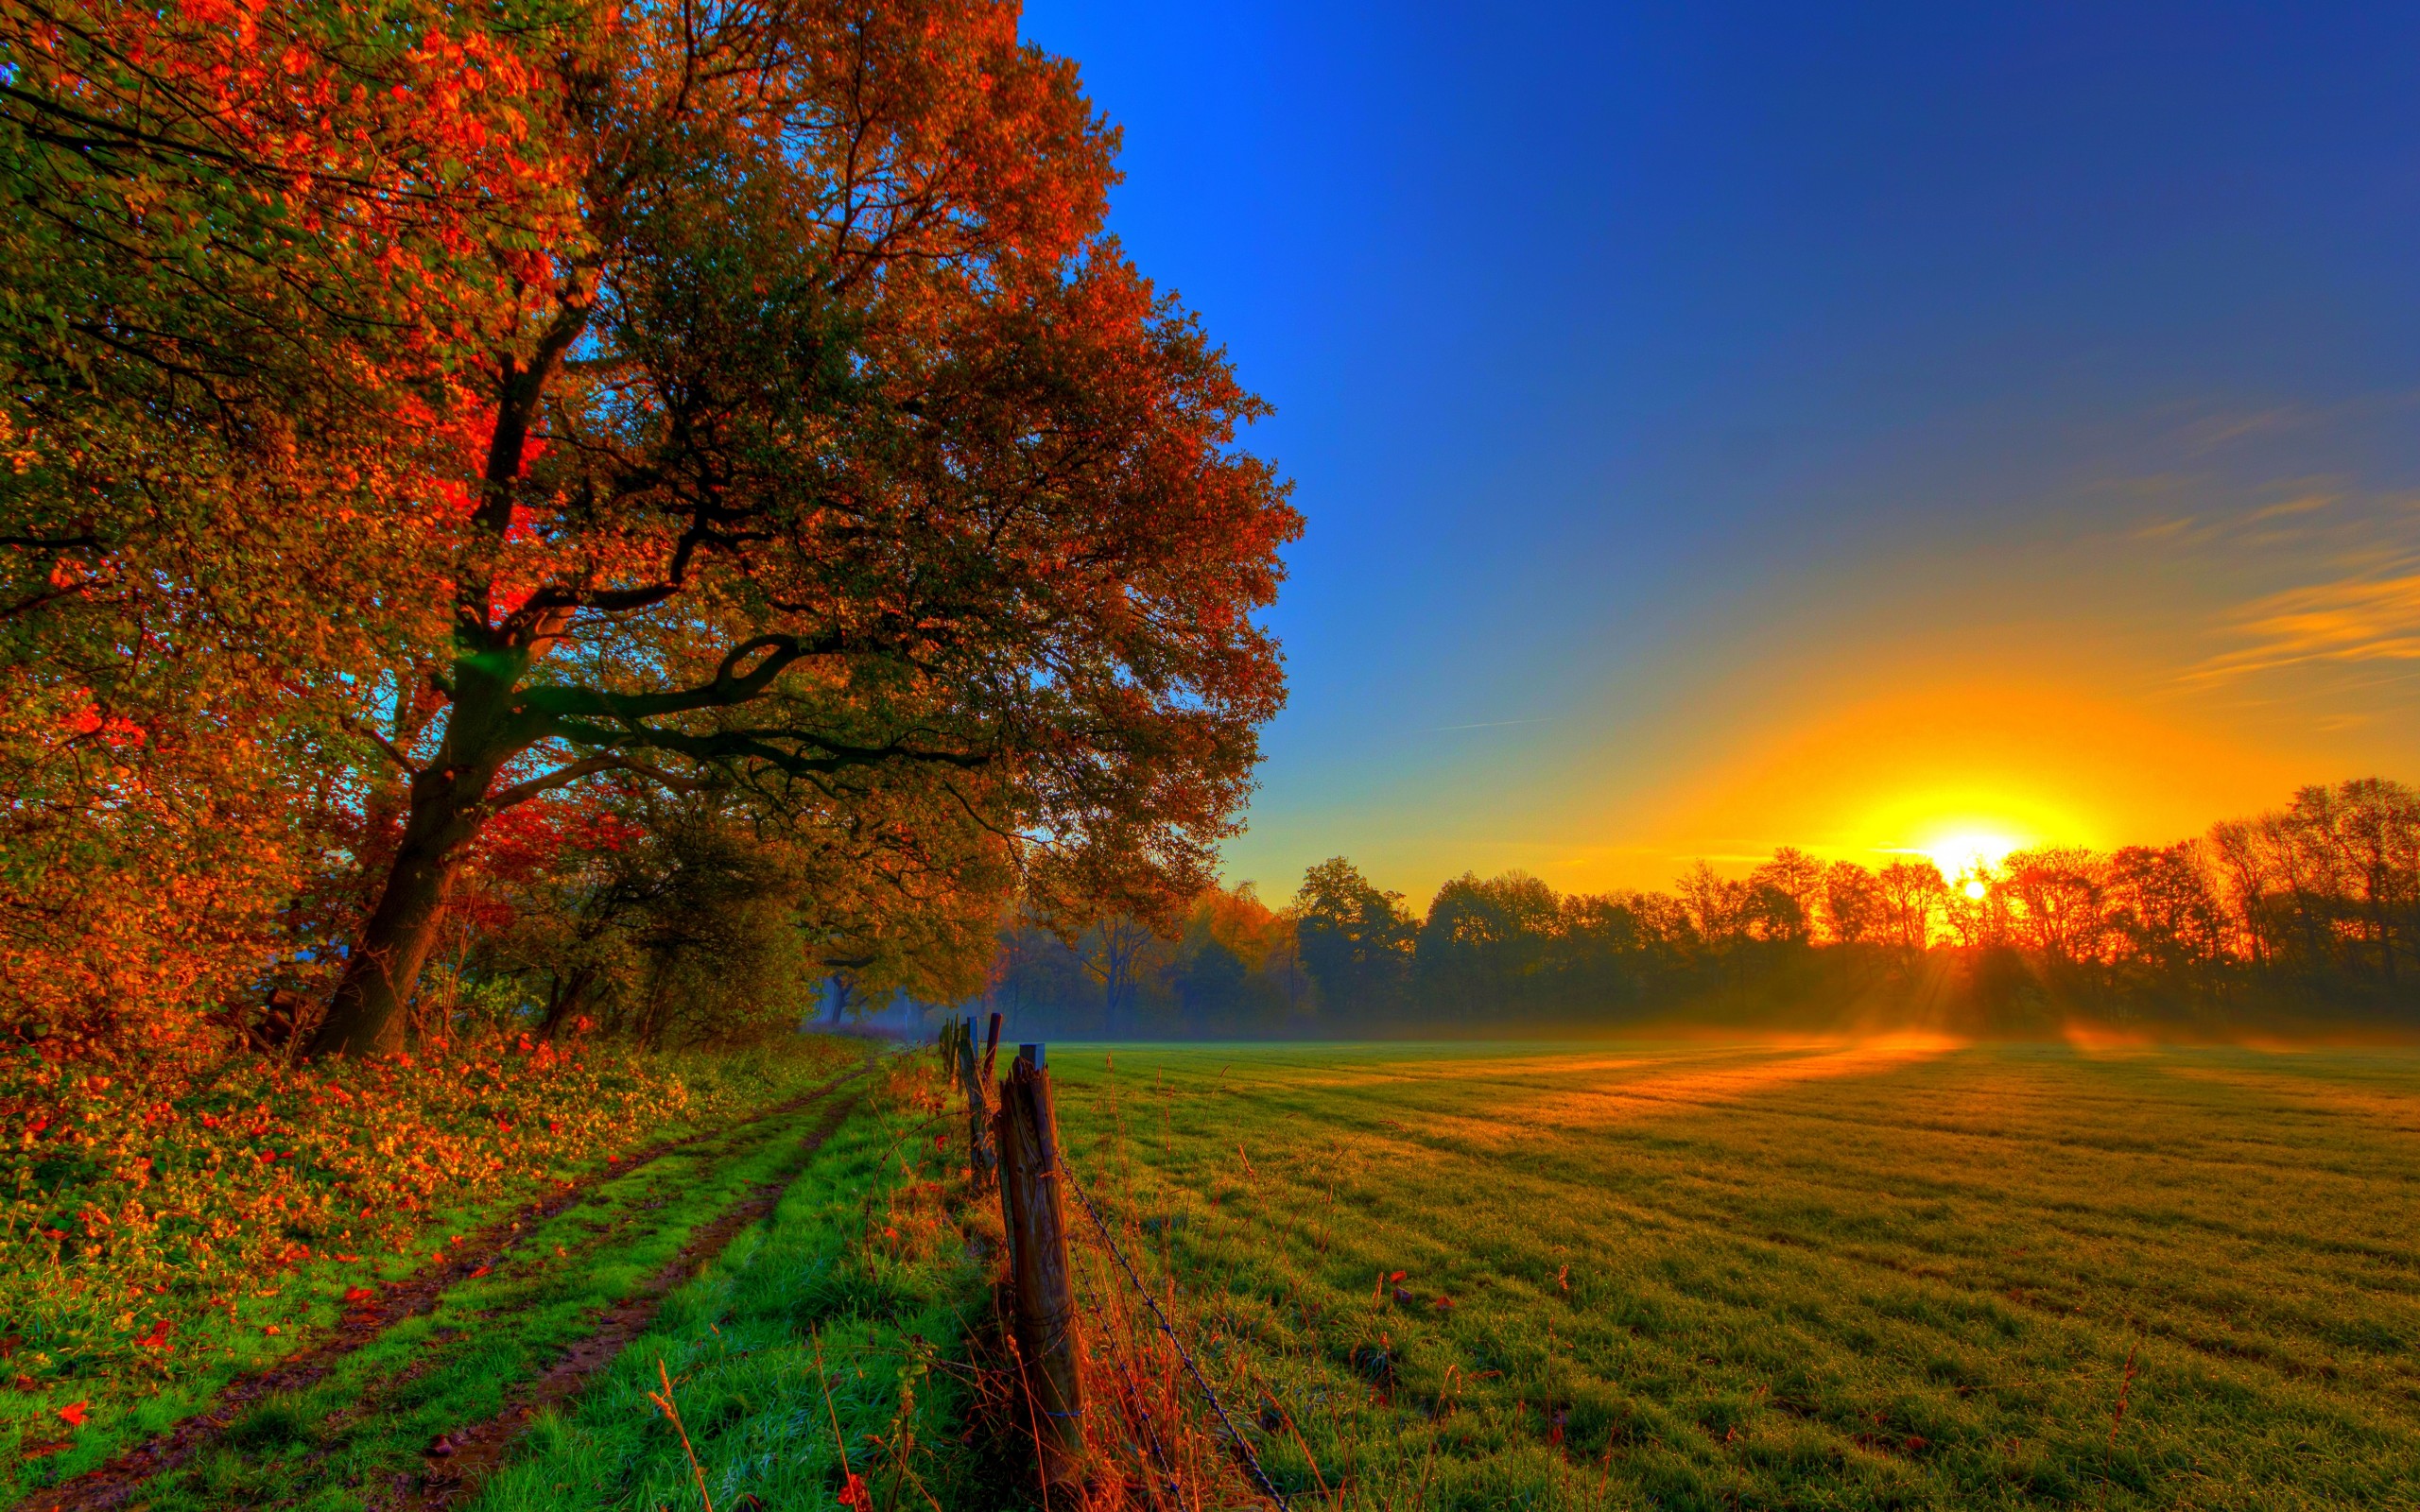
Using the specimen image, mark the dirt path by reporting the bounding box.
[21,1064,871,1512]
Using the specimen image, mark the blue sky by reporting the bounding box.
[1019,1,2420,900]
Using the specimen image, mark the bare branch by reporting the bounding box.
[344,717,422,776]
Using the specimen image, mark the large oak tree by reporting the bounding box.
[309,0,1296,1055]
[2,0,1298,1057]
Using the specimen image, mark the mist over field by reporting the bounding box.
[942,777,2420,1048]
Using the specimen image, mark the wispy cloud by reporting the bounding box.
[2191,564,2420,681]
[2166,404,2310,458]
[2245,492,2337,524]
[2131,487,2350,551]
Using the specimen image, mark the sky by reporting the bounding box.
[1016,1,2420,902]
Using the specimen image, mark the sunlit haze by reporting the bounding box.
[1023,1,2420,902]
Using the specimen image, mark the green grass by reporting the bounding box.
[2,1034,867,1500]
[468,1057,1006,1512]
[1045,1039,2420,1510]
[97,1062,873,1510]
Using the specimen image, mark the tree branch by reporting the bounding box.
[549,717,995,779]
[520,631,847,724]
[344,716,423,776]
[485,754,699,813]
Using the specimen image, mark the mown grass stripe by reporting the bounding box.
[1046,1041,2420,1510]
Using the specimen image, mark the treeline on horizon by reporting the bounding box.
[969,777,2420,1040]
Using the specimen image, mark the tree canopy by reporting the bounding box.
[0,0,1298,1057]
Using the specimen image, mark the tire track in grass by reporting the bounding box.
[388,1087,864,1511]
[17,1063,871,1512]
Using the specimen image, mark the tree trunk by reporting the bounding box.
[309,329,577,1058]
[311,790,467,1056]
[309,735,511,1057]
[538,965,596,1040]
[2369,887,2398,988]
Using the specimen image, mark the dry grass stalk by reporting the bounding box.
[647,1357,716,1512]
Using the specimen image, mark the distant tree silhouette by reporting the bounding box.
[1823,860,1884,945]
[966,777,2416,1040]
[1876,859,1949,953]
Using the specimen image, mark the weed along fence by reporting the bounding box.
[935,1016,1291,1508]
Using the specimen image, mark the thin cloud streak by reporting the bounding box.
[2191,565,2420,682]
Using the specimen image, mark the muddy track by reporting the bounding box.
[386,1086,866,1510]
[21,1063,872,1512]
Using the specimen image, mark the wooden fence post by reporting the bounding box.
[958,1024,997,1192]
[994,1042,1085,1488]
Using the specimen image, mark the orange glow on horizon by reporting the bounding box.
[1908,823,2027,878]
[1547,673,2311,895]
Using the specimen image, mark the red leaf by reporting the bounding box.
[58,1400,88,1428]
[342,1286,376,1303]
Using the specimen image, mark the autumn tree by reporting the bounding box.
[1675,861,1750,954]
[1943,864,2011,950]
[1074,915,1163,1040]
[2103,842,2226,982]
[1747,847,1824,945]
[2206,778,2418,989]
[1999,848,2107,973]
[1164,883,1290,1028]
[0,0,574,1052]
[290,0,1298,1054]
[1416,870,1561,1015]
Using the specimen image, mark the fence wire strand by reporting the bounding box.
[1060,1156,1294,1510]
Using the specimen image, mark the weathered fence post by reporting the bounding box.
[994,1042,1085,1488]
[958,1022,997,1192]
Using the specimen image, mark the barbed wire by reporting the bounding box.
[1066,1257,1179,1486]
[1059,1156,1294,1511]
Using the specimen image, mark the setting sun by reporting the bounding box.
[1912,826,2027,878]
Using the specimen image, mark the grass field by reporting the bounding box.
[1046,1039,2420,1511]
